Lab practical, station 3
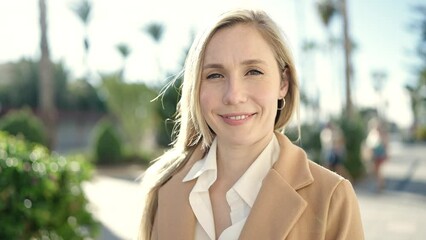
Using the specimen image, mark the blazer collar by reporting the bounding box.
[272,132,314,190]
[156,133,314,240]
[239,132,313,239]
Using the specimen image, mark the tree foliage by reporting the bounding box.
[116,43,131,78]
[316,0,339,27]
[155,75,182,147]
[116,43,131,58]
[144,23,165,43]
[0,59,67,109]
[0,58,105,112]
[101,75,158,153]
[70,0,92,52]
[406,5,426,133]
[66,78,106,111]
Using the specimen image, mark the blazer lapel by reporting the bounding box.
[240,133,314,240]
[156,144,205,240]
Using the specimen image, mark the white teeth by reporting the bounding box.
[228,115,248,120]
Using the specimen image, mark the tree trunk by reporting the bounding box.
[341,0,353,118]
[39,0,56,148]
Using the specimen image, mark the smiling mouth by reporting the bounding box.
[227,115,249,120]
[221,113,256,120]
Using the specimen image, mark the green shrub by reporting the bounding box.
[300,124,322,163]
[0,108,47,146]
[338,116,366,180]
[0,131,99,239]
[121,146,157,166]
[415,125,426,141]
[285,124,322,163]
[92,119,123,164]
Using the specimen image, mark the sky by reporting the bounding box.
[0,0,424,128]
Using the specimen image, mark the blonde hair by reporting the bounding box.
[139,8,299,239]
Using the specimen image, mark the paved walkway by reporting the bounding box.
[83,164,145,240]
[83,139,426,240]
[354,139,426,240]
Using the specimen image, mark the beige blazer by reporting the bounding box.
[151,133,364,240]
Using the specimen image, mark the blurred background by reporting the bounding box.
[0,0,425,239]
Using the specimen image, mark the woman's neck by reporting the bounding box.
[215,133,273,184]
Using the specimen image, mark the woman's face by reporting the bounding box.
[200,24,288,146]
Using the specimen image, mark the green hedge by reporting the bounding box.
[0,108,47,146]
[338,117,366,180]
[0,131,99,239]
[416,125,426,141]
[92,119,123,164]
[285,124,322,164]
[286,116,366,181]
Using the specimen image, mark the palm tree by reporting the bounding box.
[116,43,131,79]
[407,5,426,135]
[340,0,354,117]
[143,23,165,79]
[38,0,56,148]
[405,68,426,131]
[70,0,92,80]
[144,23,164,43]
[316,0,353,117]
[371,70,388,119]
[316,0,338,29]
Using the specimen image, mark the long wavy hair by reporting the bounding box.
[139,8,300,239]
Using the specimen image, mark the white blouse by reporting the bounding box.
[182,135,280,240]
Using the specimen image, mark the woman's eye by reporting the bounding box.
[246,69,263,76]
[206,73,223,79]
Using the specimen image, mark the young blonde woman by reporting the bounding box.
[139,8,364,240]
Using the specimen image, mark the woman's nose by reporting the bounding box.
[222,78,247,105]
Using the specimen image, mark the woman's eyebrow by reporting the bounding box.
[203,59,266,70]
[202,63,224,70]
[241,59,266,66]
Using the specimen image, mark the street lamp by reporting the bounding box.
[371,70,388,120]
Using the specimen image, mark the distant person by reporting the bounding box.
[138,8,364,239]
[366,117,389,191]
[320,121,352,182]
[320,121,345,170]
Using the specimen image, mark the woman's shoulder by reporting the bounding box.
[307,160,346,188]
[299,161,358,208]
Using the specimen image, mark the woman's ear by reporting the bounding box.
[279,68,289,98]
